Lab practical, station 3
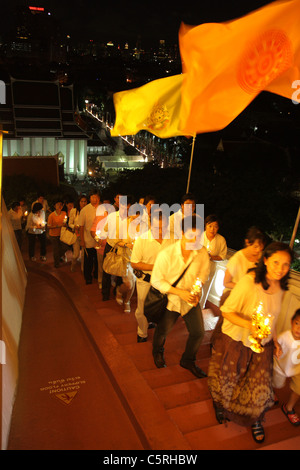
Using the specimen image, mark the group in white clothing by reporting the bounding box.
[20,188,298,442]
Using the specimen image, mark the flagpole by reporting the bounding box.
[186,134,196,194]
[289,205,300,249]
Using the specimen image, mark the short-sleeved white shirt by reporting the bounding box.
[78,203,97,248]
[200,231,227,259]
[274,330,300,378]
[226,249,256,284]
[221,273,284,348]
[131,230,174,275]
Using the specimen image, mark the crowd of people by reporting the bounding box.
[8,188,300,445]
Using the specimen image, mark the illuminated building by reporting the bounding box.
[0,77,89,178]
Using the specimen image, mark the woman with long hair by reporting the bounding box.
[68,195,88,272]
[208,242,293,444]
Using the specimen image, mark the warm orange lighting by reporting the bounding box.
[29,6,45,11]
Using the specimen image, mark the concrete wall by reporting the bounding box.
[2,200,27,449]
[3,155,59,186]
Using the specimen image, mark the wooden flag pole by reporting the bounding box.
[186,134,196,194]
[289,205,300,249]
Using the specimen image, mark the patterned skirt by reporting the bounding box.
[208,332,275,427]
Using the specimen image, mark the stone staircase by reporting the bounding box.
[8,252,300,450]
[82,280,300,450]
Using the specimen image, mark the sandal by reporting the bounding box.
[251,421,265,444]
[282,403,300,426]
[124,302,131,313]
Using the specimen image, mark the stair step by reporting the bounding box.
[167,399,217,434]
[259,435,300,450]
[142,360,210,389]
[153,379,211,410]
[183,407,300,450]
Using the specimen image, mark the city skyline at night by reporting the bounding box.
[1,0,276,49]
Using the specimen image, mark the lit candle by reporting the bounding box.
[95,230,101,249]
[248,301,273,353]
[188,277,202,306]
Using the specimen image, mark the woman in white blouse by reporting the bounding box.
[211,226,267,343]
[68,195,88,271]
[223,226,267,292]
[200,215,227,309]
[201,214,227,261]
[208,242,293,444]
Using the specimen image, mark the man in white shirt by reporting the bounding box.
[79,189,100,284]
[101,195,135,301]
[151,214,210,378]
[31,193,50,218]
[8,201,23,248]
[131,211,174,342]
[169,193,196,239]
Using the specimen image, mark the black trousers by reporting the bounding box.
[84,247,98,283]
[27,231,46,258]
[14,229,23,249]
[152,304,205,364]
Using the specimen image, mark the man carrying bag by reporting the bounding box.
[150,214,210,379]
[131,211,174,343]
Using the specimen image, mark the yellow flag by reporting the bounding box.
[179,0,300,135]
[110,74,190,138]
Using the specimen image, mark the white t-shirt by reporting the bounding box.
[25,210,46,235]
[31,199,49,214]
[274,330,300,378]
[226,249,257,284]
[78,203,97,248]
[221,273,284,348]
[131,230,174,275]
[8,208,23,230]
[101,211,130,247]
[200,232,227,259]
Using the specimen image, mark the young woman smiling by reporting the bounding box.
[208,242,293,444]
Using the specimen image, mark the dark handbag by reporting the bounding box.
[144,286,168,324]
[144,262,192,324]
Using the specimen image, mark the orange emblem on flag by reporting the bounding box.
[179,0,300,135]
[237,29,293,94]
[146,102,170,131]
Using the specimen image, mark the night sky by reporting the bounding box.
[1,0,275,46]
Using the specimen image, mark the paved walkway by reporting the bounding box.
[7,240,300,450]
